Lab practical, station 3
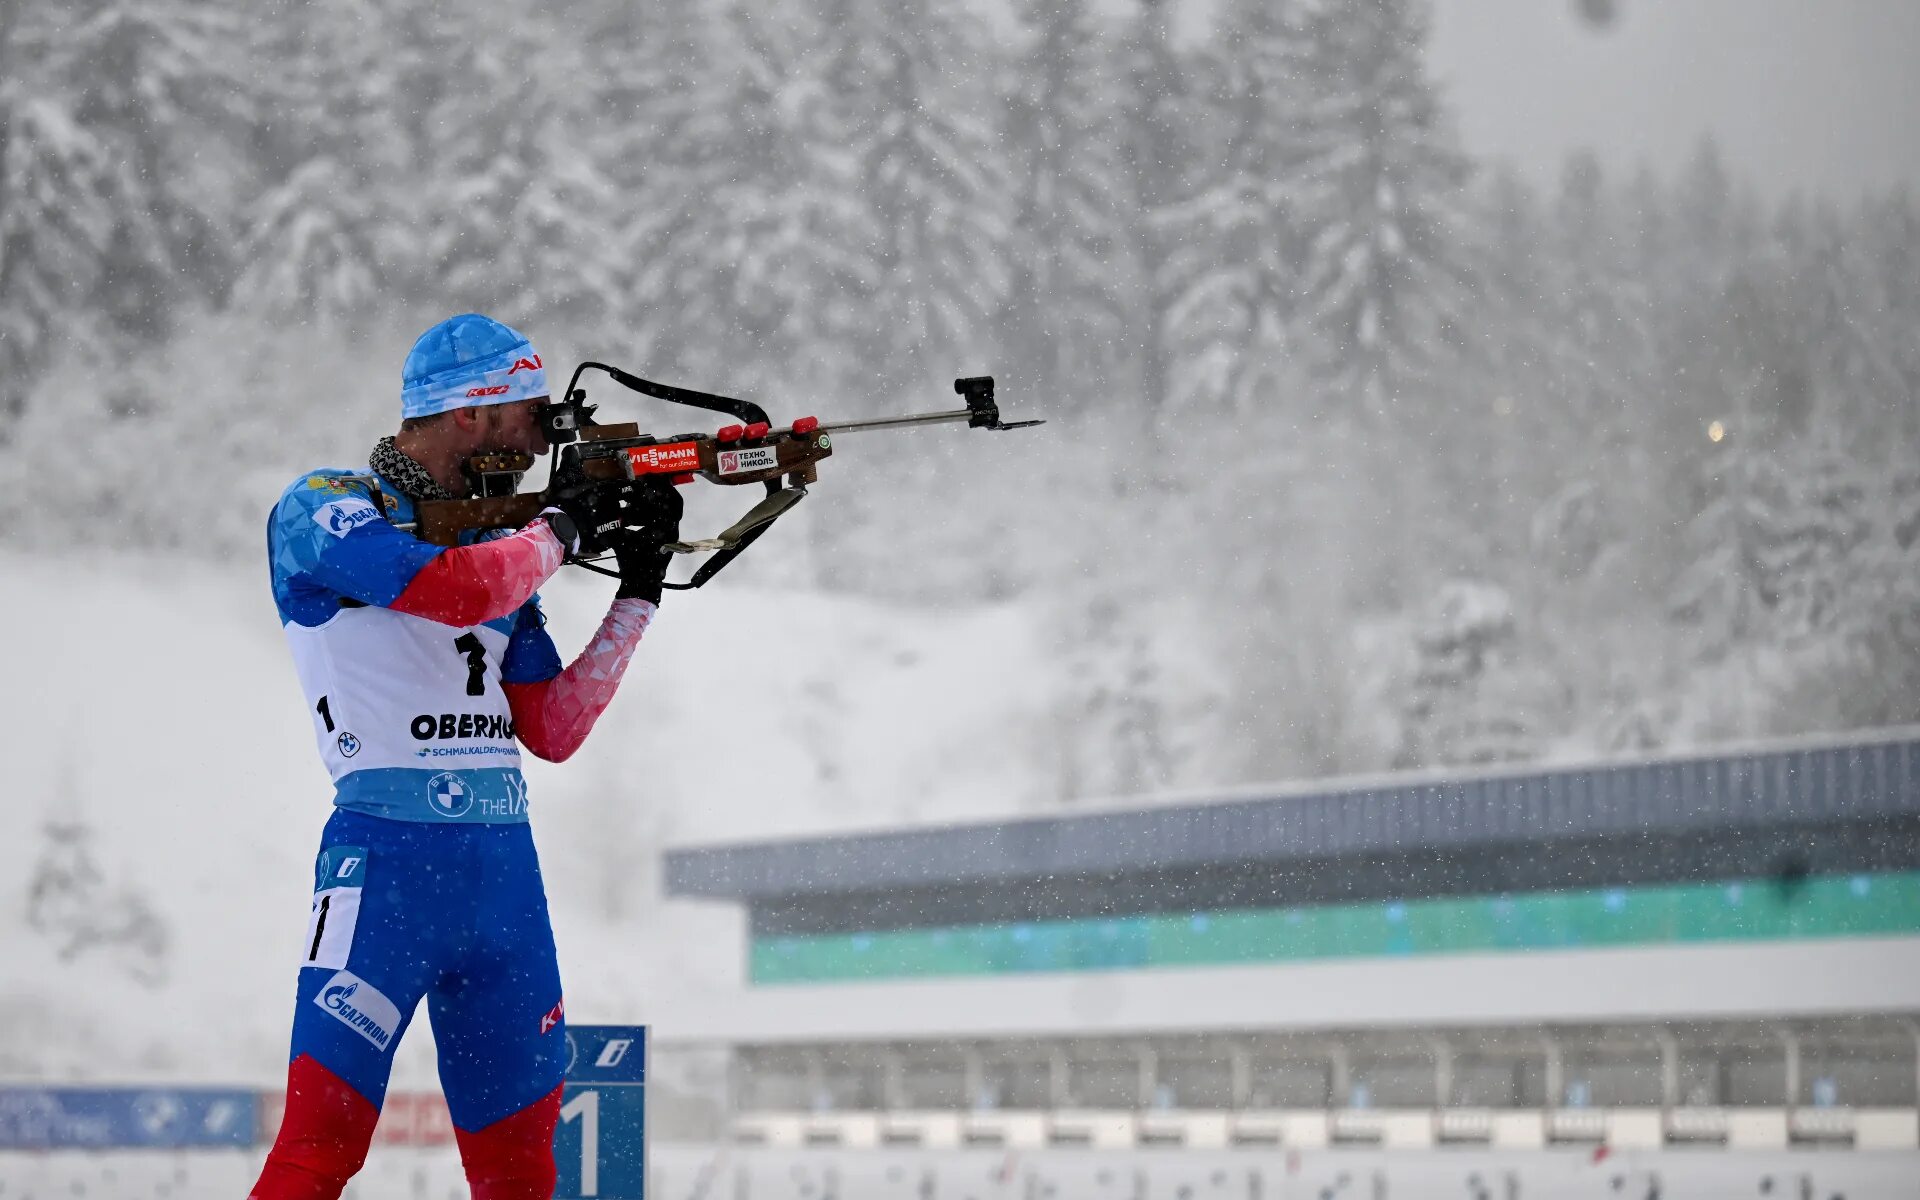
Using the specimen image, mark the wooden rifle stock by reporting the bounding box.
[413,494,550,547]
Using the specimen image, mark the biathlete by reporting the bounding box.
[249,314,678,1200]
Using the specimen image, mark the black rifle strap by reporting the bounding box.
[595,364,772,428]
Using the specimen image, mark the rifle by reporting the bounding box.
[407,363,1042,590]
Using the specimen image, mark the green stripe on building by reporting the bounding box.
[750,870,1920,985]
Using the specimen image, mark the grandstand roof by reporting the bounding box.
[666,730,1920,904]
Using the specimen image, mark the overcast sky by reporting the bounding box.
[1425,0,1920,202]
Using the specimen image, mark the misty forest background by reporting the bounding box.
[2,0,1918,803]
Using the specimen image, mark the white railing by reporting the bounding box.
[733,1106,1920,1152]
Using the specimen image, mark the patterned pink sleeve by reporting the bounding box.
[390,518,568,627]
[503,597,657,763]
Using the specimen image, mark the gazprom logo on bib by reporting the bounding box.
[426,772,473,818]
[314,970,400,1051]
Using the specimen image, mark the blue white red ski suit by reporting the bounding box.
[250,469,654,1200]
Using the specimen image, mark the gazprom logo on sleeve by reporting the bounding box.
[313,497,381,539]
[313,970,401,1051]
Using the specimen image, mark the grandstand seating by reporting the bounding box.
[663,731,1920,1152]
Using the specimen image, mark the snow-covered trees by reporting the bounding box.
[825,0,1015,392]
[1392,579,1538,768]
[1154,0,1473,416]
[1,0,1915,785]
[0,0,256,408]
[423,30,627,335]
[1159,0,1308,410]
[234,0,418,322]
[28,822,168,986]
[997,0,1139,409]
[1285,0,1472,410]
[49,0,257,324]
[0,79,115,403]
[624,2,879,389]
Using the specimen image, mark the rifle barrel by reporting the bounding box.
[812,409,973,435]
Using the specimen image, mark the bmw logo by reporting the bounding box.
[336,731,361,758]
[426,772,472,818]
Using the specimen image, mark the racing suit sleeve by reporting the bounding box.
[271,483,566,627]
[387,522,567,627]
[502,598,656,763]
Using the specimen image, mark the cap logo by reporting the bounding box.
[466,385,510,398]
[508,356,543,374]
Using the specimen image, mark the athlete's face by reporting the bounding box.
[464,398,551,458]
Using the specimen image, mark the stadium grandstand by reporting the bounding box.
[661,729,1920,1154]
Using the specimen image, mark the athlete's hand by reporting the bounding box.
[549,482,622,558]
[610,479,683,604]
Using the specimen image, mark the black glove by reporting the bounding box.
[548,480,624,558]
[610,479,684,604]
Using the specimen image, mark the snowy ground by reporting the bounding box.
[0,549,1059,1089]
[2,1146,1917,1200]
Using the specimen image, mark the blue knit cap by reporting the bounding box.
[400,314,550,420]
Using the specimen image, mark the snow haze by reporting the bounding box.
[1428,0,1920,202]
[1,0,1915,1091]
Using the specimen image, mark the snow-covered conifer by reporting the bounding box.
[822,0,1016,392]
[1159,0,1311,409]
[624,1,881,390]
[0,80,118,400]
[1113,0,1198,411]
[421,25,626,337]
[233,0,418,321]
[1287,0,1473,411]
[997,0,1139,410]
[1394,579,1548,768]
[1543,153,1654,411]
[40,0,257,329]
[0,0,253,401]
[1668,428,1876,656]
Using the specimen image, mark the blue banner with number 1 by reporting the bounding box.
[554,1024,647,1199]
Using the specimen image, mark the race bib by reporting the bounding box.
[302,846,367,970]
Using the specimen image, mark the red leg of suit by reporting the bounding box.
[248,1055,381,1200]
[453,1084,564,1200]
